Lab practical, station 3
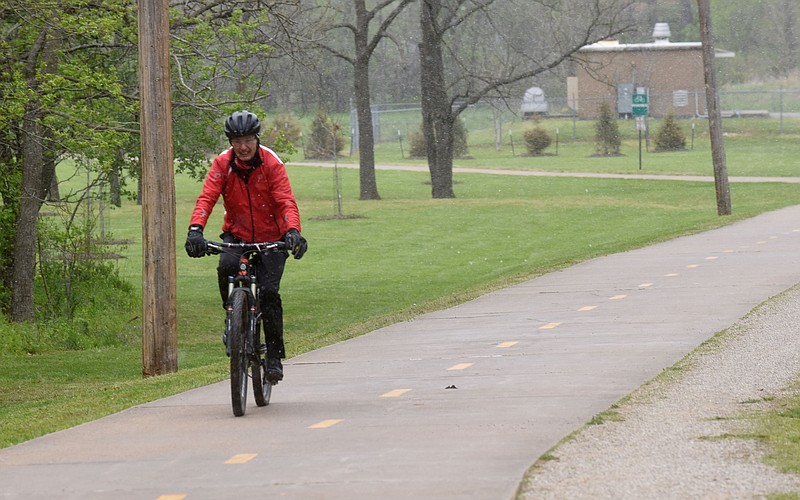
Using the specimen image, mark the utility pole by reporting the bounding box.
[138,0,177,375]
[697,0,731,216]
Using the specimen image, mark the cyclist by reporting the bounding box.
[184,110,307,382]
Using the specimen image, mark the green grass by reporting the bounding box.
[759,385,800,477]
[361,114,800,178]
[3,119,800,449]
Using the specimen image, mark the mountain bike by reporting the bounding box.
[206,240,287,417]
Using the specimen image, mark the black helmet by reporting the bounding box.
[224,110,261,138]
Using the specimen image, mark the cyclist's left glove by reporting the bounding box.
[185,224,207,258]
[283,228,307,260]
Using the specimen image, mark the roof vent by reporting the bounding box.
[653,22,671,43]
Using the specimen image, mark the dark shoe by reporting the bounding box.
[266,357,283,382]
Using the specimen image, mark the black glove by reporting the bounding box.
[184,225,207,258]
[283,228,307,260]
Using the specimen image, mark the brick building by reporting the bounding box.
[569,23,734,119]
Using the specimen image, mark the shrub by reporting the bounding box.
[594,102,621,156]
[407,118,469,159]
[452,118,469,158]
[408,127,427,158]
[305,111,346,160]
[0,207,140,354]
[523,126,552,155]
[654,113,687,151]
[263,113,302,149]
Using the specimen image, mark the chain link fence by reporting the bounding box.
[359,89,800,146]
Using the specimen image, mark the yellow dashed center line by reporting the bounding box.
[496,341,518,348]
[578,306,597,312]
[609,294,627,300]
[381,389,412,398]
[225,453,257,464]
[309,419,343,429]
[447,362,474,371]
[157,496,186,500]
[639,283,653,288]
[706,256,719,260]
[539,322,561,330]
[687,264,699,268]
[664,273,679,277]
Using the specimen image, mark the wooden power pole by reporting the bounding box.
[697,0,732,216]
[138,0,177,375]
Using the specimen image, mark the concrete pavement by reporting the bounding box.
[2,205,800,499]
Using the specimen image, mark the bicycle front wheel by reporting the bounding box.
[228,289,250,417]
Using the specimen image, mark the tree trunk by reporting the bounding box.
[47,171,60,202]
[353,0,380,200]
[10,24,59,322]
[419,0,455,199]
[110,147,123,207]
[11,105,45,322]
[354,54,381,200]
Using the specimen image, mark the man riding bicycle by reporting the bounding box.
[184,110,307,382]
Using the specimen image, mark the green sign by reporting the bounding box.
[632,93,648,116]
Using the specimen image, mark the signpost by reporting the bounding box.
[632,94,648,170]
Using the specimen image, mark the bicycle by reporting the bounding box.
[205,239,287,417]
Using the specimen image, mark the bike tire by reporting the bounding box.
[228,289,249,417]
[251,318,272,407]
[252,360,272,407]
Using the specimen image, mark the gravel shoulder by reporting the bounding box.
[518,284,800,499]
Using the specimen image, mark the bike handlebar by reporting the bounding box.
[205,240,287,256]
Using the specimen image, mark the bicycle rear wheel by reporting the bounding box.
[228,289,249,417]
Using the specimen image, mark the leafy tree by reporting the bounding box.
[0,0,292,322]
[594,102,622,156]
[654,113,687,151]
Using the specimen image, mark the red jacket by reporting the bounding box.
[190,145,301,242]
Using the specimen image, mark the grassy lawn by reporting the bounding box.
[2,117,800,457]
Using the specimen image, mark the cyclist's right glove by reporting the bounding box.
[185,224,207,258]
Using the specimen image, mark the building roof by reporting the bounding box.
[578,23,735,58]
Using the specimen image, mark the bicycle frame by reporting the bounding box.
[206,240,287,416]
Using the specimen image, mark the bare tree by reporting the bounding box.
[313,0,416,200]
[419,0,635,198]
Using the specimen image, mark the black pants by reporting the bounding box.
[217,233,289,359]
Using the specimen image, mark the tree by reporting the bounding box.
[654,113,687,151]
[314,0,416,200]
[594,102,622,156]
[419,0,635,198]
[0,0,294,322]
